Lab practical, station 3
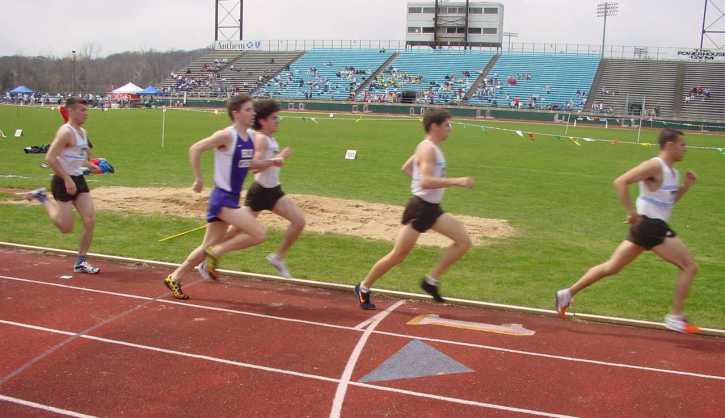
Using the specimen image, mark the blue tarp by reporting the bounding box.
[9,85,33,94]
[139,86,161,95]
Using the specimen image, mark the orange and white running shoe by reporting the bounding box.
[664,314,700,334]
[555,289,572,318]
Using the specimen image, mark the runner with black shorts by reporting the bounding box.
[25,97,102,274]
[555,128,701,333]
[245,99,301,278]
[354,109,475,310]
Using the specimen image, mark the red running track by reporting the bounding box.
[0,247,724,418]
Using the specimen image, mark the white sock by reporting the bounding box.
[425,275,439,287]
[359,284,370,293]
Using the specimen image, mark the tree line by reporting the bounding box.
[0,48,207,94]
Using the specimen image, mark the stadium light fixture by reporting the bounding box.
[72,50,77,94]
[596,1,618,58]
[215,0,243,41]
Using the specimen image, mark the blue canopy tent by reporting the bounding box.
[9,86,33,94]
[139,86,161,95]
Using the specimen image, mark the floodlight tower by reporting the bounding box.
[71,50,77,94]
[215,0,244,41]
[701,0,725,49]
[596,1,618,58]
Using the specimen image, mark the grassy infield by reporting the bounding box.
[1,105,724,327]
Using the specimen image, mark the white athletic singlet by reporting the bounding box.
[636,157,679,222]
[411,139,447,204]
[59,124,90,176]
[253,132,281,188]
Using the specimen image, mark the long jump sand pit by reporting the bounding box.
[36,187,519,247]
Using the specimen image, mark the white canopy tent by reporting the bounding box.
[111,83,143,94]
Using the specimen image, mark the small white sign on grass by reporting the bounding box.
[344,149,358,160]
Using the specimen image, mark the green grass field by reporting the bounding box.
[1,104,724,327]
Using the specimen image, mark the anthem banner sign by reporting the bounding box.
[677,49,725,60]
[211,40,263,51]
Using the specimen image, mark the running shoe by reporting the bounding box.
[197,260,217,281]
[266,253,291,278]
[204,247,220,278]
[354,284,376,310]
[555,288,572,318]
[164,275,189,300]
[73,261,100,274]
[421,279,445,303]
[664,314,700,334]
[24,187,48,204]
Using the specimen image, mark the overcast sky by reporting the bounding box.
[0,0,718,57]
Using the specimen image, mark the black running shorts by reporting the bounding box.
[245,182,285,212]
[401,195,444,233]
[627,215,677,250]
[51,175,89,202]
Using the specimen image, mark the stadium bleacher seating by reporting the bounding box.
[588,59,679,118]
[678,61,725,121]
[254,49,394,100]
[467,53,600,111]
[161,50,302,97]
[363,50,494,104]
[160,47,725,124]
[160,50,243,96]
[218,51,303,95]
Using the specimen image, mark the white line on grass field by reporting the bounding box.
[0,319,576,418]
[3,242,724,337]
[0,394,98,418]
[330,300,405,418]
[1,275,724,382]
[161,106,725,151]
